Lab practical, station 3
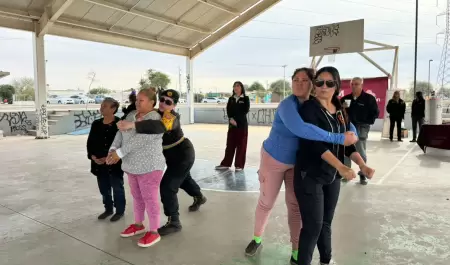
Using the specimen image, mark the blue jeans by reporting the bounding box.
[344,124,369,178]
[96,170,126,214]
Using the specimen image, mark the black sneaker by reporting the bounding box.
[110,213,124,222]
[410,139,416,143]
[189,196,207,212]
[290,256,298,265]
[98,210,113,220]
[158,217,182,236]
[360,175,368,185]
[245,240,262,257]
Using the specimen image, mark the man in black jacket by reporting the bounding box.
[340,77,379,185]
[117,89,206,236]
[386,91,406,142]
[410,91,425,142]
[87,98,125,222]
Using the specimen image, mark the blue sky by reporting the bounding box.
[0,0,445,93]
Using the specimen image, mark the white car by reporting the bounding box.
[217,97,228,103]
[202,97,220,103]
[70,95,95,104]
[178,98,186,104]
[47,95,74,104]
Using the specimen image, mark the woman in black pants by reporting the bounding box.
[294,66,375,265]
[386,91,406,142]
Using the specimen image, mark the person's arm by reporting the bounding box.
[109,130,122,152]
[419,100,425,116]
[86,121,96,160]
[115,112,161,158]
[226,97,233,120]
[134,111,178,134]
[278,98,347,144]
[349,122,358,136]
[243,96,250,114]
[386,100,391,114]
[401,100,406,119]
[370,96,380,122]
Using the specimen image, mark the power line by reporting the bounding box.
[336,0,437,14]
[276,6,437,25]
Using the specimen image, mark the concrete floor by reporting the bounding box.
[1,124,450,265]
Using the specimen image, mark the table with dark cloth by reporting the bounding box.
[417,124,450,153]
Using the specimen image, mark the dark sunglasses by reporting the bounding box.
[314,79,337,88]
[159,97,173,106]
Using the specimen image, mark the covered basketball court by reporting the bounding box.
[0,0,281,138]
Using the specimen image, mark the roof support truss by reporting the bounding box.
[38,0,75,37]
[83,0,211,34]
[196,0,239,15]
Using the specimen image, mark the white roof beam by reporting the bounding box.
[190,0,281,58]
[196,0,239,15]
[38,0,75,37]
[57,17,191,48]
[0,5,40,20]
[83,0,211,34]
[49,23,189,56]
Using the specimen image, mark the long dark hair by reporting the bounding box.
[292,67,314,81]
[415,91,424,101]
[314,66,349,124]
[232,81,246,96]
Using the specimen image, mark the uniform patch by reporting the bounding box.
[161,111,176,131]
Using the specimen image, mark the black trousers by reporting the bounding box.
[96,169,125,214]
[161,138,202,220]
[411,116,424,140]
[294,174,341,265]
[389,117,402,140]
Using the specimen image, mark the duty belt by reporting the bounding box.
[163,137,185,150]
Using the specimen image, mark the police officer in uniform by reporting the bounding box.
[117,89,206,236]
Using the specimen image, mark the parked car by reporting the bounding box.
[217,97,228,104]
[94,95,106,104]
[47,95,74,104]
[70,95,95,104]
[202,97,220,103]
[178,98,186,104]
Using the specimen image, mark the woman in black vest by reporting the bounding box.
[386,91,406,142]
[215,81,250,171]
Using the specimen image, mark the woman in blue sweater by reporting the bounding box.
[244,68,358,264]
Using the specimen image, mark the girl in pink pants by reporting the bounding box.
[107,89,166,248]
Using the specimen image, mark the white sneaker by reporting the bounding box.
[215,165,229,170]
[319,260,336,265]
[235,167,243,172]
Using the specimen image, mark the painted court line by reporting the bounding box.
[376,144,416,185]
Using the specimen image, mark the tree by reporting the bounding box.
[407,81,431,101]
[11,77,34,94]
[87,71,98,91]
[248,82,265,92]
[0,84,15,102]
[439,87,450,97]
[270,79,291,99]
[89,87,111,95]
[194,93,204,103]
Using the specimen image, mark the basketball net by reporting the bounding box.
[326,48,338,63]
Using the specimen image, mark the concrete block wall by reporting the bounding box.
[0,111,36,136]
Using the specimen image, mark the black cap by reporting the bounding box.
[161,89,180,104]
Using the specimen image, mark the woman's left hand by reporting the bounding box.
[106,151,120,165]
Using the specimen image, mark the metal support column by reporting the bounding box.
[32,22,49,139]
[186,57,194,124]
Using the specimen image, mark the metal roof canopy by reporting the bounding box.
[0,71,10,78]
[0,0,281,58]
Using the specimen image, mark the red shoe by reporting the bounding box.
[137,232,161,247]
[120,224,146,238]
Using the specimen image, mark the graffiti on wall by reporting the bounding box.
[74,110,101,129]
[222,108,276,125]
[38,104,48,136]
[0,112,33,134]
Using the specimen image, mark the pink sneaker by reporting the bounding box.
[137,232,161,247]
[120,224,146,238]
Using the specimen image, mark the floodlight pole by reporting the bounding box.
[282,65,287,99]
[413,0,419,94]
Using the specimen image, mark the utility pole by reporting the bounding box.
[413,0,419,94]
[282,65,287,99]
[428,59,433,96]
[178,66,182,93]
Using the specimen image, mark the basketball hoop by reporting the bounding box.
[324,47,340,63]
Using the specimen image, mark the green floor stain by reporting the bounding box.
[221,243,292,265]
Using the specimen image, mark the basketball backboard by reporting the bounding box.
[309,19,364,57]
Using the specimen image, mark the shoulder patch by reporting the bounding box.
[161,110,176,131]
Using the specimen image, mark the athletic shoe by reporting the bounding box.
[137,232,161,247]
[120,224,146,238]
[290,256,298,265]
[245,240,262,256]
[110,213,123,222]
[189,196,207,212]
[98,210,113,220]
[235,167,243,172]
[359,175,368,185]
[158,217,182,236]
[215,165,229,170]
